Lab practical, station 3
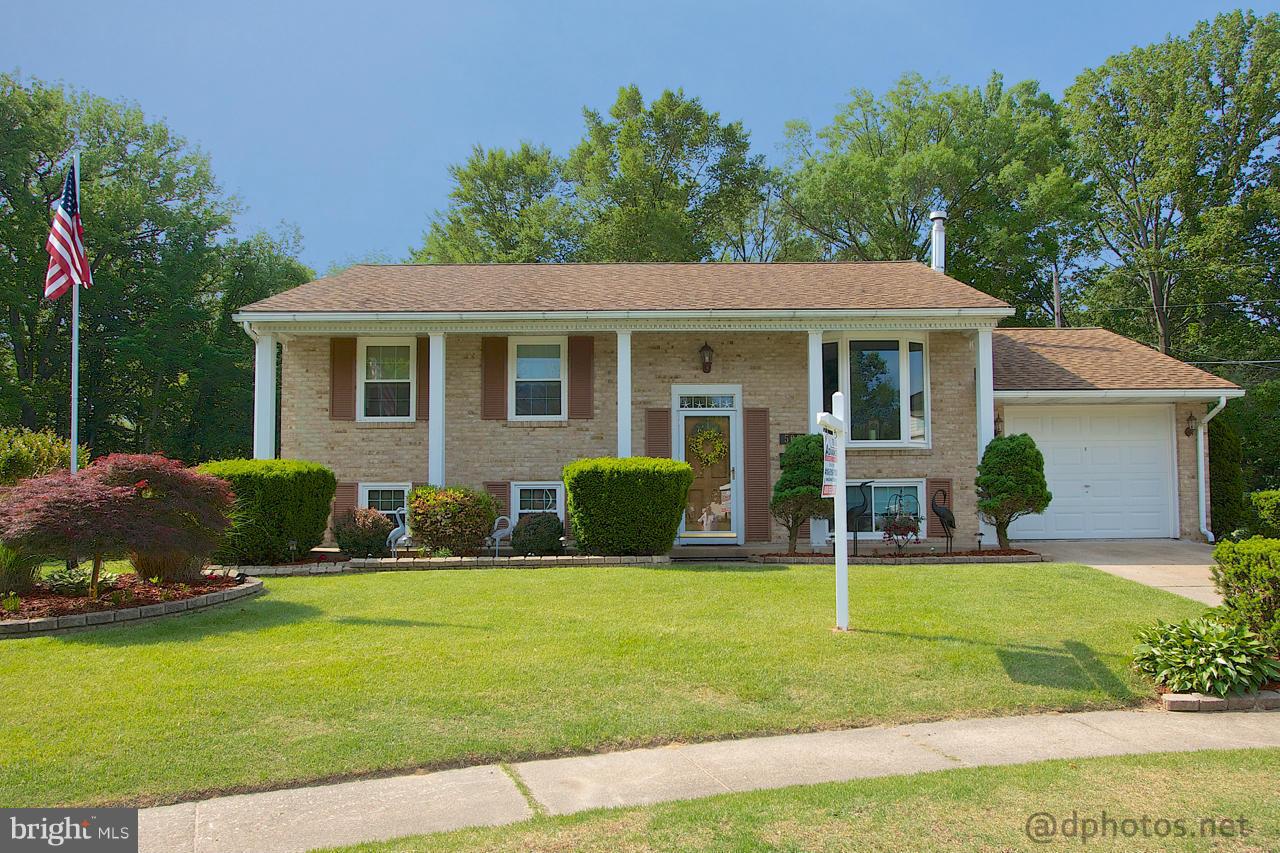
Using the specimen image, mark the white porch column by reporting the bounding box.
[252,332,277,460]
[976,328,996,542]
[616,330,632,457]
[807,330,829,547]
[428,333,446,485]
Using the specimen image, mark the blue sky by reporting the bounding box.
[2,0,1267,272]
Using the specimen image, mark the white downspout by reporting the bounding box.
[1197,395,1229,542]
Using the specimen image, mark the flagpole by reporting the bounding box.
[70,151,81,475]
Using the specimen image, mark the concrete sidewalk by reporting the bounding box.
[1019,539,1221,605]
[140,708,1280,853]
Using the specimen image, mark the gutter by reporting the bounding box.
[1197,395,1229,543]
[231,306,1015,324]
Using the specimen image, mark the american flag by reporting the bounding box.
[44,165,92,300]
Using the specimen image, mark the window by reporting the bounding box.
[359,483,410,517]
[822,334,929,446]
[509,337,566,420]
[846,480,926,538]
[358,338,414,422]
[510,481,565,523]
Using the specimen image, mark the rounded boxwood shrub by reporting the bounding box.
[334,507,394,558]
[1212,536,1280,651]
[511,512,564,556]
[1133,616,1280,697]
[408,485,497,556]
[197,459,337,565]
[563,457,693,556]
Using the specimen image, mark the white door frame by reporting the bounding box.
[671,384,744,545]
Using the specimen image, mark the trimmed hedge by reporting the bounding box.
[1212,536,1280,651]
[511,512,564,556]
[334,507,394,558]
[1251,490,1280,538]
[408,486,497,556]
[197,459,336,565]
[563,457,693,556]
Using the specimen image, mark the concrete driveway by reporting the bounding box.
[1016,539,1220,606]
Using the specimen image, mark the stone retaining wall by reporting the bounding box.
[215,555,673,576]
[1162,691,1280,712]
[0,578,264,639]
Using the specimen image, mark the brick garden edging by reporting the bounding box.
[212,555,673,577]
[1162,691,1280,712]
[0,578,264,640]
[750,554,1046,565]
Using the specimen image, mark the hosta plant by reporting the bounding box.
[1133,617,1280,697]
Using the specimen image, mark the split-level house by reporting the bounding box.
[233,217,1241,551]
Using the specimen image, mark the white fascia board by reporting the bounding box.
[232,306,1014,324]
[995,388,1245,402]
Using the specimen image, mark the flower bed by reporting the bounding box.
[1,572,240,620]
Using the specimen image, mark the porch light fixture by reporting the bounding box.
[1184,413,1197,437]
[994,412,1004,436]
[699,341,714,373]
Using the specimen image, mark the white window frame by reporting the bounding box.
[356,337,416,423]
[510,481,565,524]
[508,336,568,422]
[828,333,930,448]
[846,478,928,540]
[358,482,411,515]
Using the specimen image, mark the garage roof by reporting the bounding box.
[992,327,1240,393]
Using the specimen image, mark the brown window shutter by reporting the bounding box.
[481,337,507,420]
[484,481,511,516]
[567,336,594,419]
[415,337,430,421]
[644,408,672,457]
[333,482,357,524]
[924,478,953,539]
[330,338,357,421]
[743,408,771,542]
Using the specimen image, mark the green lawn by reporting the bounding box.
[1,561,1202,807]
[326,749,1279,852]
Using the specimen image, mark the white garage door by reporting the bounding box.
[1004,404,1177,539]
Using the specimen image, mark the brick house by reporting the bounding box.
[234,231,1240,550]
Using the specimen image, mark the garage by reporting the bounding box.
[1004,404,1177,539]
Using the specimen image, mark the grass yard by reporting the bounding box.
[0,561,1202,807]
[326,749,1280,852]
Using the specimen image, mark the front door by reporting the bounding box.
[673,386,743,544]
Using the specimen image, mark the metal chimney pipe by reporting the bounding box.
[929,209,947,272]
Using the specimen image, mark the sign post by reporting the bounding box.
[818,391,849,631]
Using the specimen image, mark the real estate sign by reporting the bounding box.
[821,429,838,498]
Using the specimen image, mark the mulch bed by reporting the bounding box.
[758,548,1039,559]
[1,573,243,620]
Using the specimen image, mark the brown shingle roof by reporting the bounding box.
[239,262,1011,314]
[993,327,1239,392]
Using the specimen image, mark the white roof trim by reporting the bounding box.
[996,388,1244,403]
[233,307,1013,323]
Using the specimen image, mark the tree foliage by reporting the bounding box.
[770,434,832,553]
[975,434,1052,549]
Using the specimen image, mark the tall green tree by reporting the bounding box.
[565,86,768,261]
[0,74,310,460]
[1064,10,1280,354]
[782,73,1089,321]
[410,143,578,263]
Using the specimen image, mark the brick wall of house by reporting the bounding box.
[1174,401,1209,541]
[280,330,987,547]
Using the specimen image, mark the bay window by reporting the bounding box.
[823,334,929,446]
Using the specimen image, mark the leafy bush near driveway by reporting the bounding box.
[563,457,693,555]
[0,426,87,486]
[975,434,1052,549]
[408,486,497,556]
[197,459,336,565]
[770,434,832,553]
[1250,490,1280,538]
[0,543,42,593]
[334,507,394,558]
[511,512,564,555]
[1133,617,1280,697]
[1212,537,1280,651]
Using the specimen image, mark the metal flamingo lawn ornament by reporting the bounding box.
[931,488,956,554]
